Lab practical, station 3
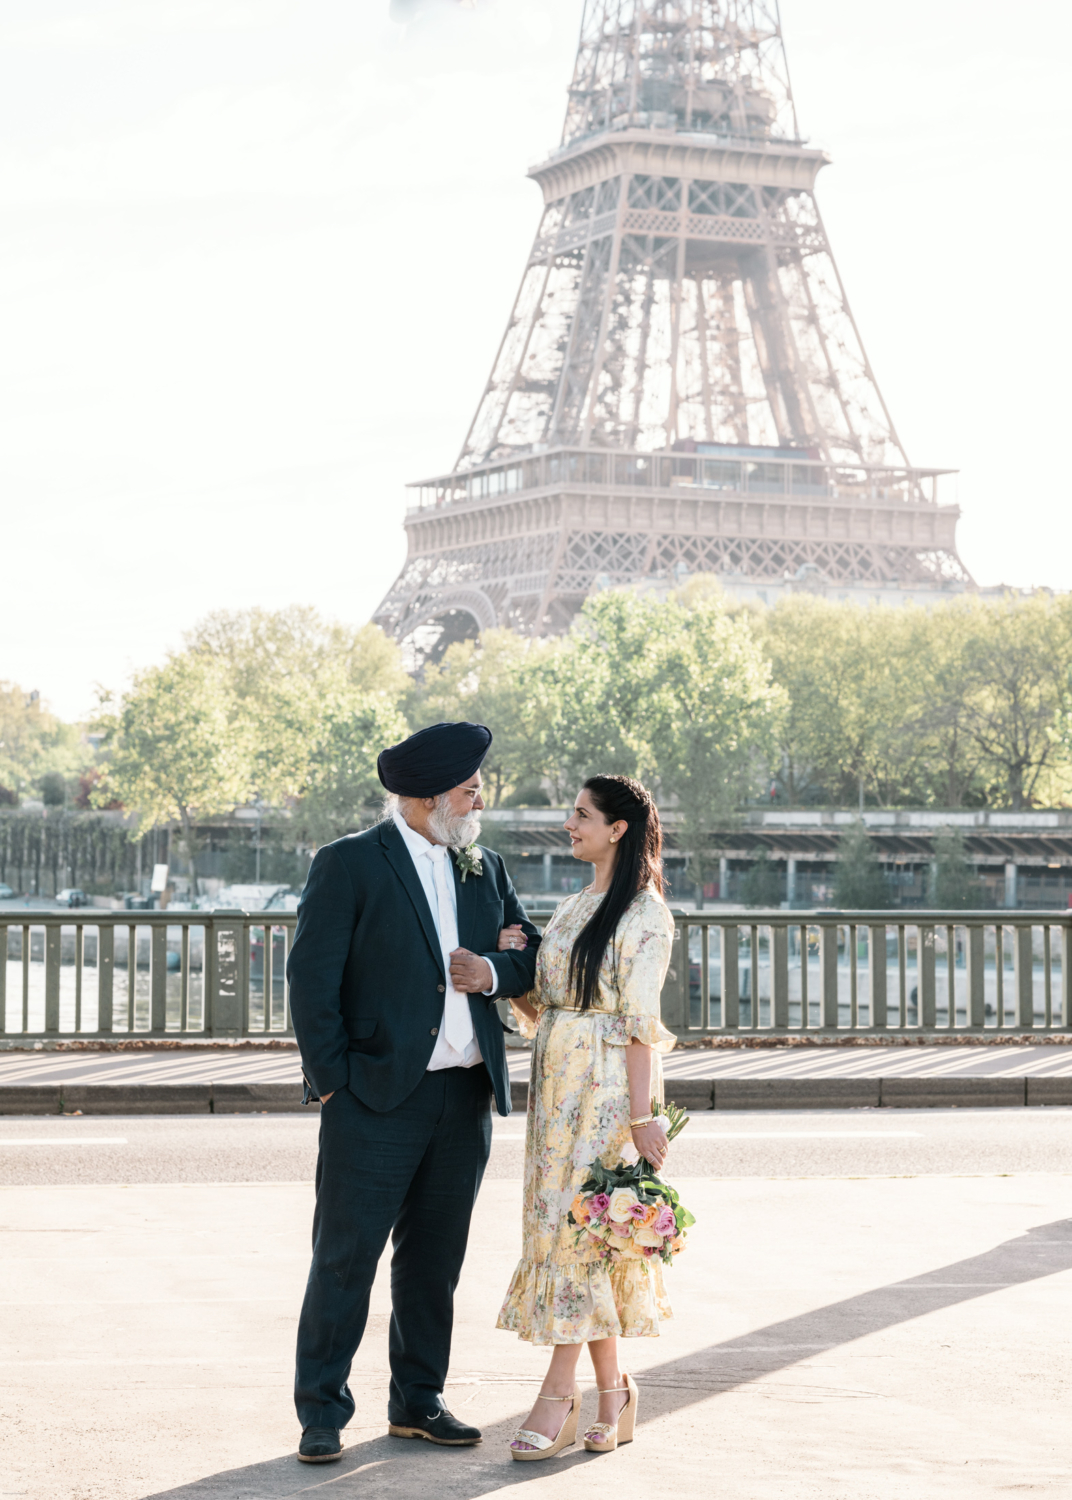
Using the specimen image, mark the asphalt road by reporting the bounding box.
[2,1106,1072,1186]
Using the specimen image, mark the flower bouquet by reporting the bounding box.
[566,1098,695,1265]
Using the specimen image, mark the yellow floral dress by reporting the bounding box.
[496,887,677,1345]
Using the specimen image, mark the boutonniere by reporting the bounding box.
[453,843,484,883]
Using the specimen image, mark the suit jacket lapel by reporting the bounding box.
[379,821,445,978]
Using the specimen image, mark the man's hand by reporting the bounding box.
[449,947,494,993]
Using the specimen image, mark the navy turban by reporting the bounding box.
[377,721,493,798]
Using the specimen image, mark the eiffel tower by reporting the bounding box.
[374,0,970,662]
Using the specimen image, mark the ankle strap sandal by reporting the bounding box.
[584,1373,638,1453]
[509,1391,580,1462]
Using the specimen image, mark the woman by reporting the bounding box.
[495,773,676,1460]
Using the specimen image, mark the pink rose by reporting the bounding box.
[610,1221,632,1237]
[653,1207,676,1238]
[588,1193,610,1220]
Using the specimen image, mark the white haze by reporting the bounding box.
[1,0,1069,718]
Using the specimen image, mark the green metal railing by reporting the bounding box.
[0,910,295,1043]
[658,909,1072,1038]
[2,907,1069,1045]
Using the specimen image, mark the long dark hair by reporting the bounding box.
[568,774,664,1012]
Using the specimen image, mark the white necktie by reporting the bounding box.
[429,846,474,1055]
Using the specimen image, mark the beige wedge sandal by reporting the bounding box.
[583,1373,638,1453]
[509,1390,580,1462]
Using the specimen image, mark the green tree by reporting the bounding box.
[892,605,988,809]
[742,850,782,907]
[0,682,87,802]
[527,590,782,898]
[957,595,1072,809]
[833,821,890,909]
[931,826,982,909]
[185,607,408,805]
[761,596,931,808]
[413,629,554,806]
[293,689,408,846]
[93,654,253,864]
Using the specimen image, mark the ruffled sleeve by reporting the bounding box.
[605,895,676,1053]
[508,997,542,1040]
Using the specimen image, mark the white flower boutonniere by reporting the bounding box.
[454,843,484,883]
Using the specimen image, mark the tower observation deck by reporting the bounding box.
[374,0,970,661]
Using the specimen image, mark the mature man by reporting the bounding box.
[286,721,540,1464]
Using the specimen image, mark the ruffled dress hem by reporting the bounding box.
[496,1256,673,1346]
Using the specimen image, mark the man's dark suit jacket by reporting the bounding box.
[286,819,540,1118]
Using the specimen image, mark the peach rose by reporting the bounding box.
[570,1193,591,1226]
[629,1202,659,1229]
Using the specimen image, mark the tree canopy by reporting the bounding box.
[3,588,1069,852]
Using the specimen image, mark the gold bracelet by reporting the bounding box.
[629,1113,653,1128]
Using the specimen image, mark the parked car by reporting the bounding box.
[55,888,90,908]
[0,883,15,900]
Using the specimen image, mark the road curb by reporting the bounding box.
[879,1076,1026,1108]
[714,1077,881,1110]
[0,1075,1066,1115]
[1026,1076,1072,1106]
[213,1082,313,1113]
[0,1085,63,1115]
[60,1084,214,1114]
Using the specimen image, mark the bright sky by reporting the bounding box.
[2,0,1070,721]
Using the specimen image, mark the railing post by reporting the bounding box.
[45,924,61,1033]
[150,923,167,1033]
[820,923,838,1029]
[1061,920,1072,1030]
[98,923,114,1035]
[919,925,936,1029]
[0,924,6,1033]
[721,924,739,1030]
[772,924,788,1028]
[1015,924,1034,1030]
[967,925,985,1027]
[661,920,687,1031]
[207,911,244,1037]
[869,924,887,1029]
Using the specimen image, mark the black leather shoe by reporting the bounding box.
[298,1427,342,1463]
[388,1407,482,1445]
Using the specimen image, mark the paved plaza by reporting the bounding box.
[2,1109,1071,1498]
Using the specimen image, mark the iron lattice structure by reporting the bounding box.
[375,0,970,659]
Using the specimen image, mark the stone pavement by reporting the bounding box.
[2,1113,1072,1498]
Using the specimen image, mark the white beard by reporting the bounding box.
[427,798,482,849]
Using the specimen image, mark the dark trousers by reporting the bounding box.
[294,1064,493,1430]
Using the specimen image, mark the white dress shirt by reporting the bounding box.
[393,810,497,1071]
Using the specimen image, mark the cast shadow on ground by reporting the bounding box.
[144,1217,1072,1499]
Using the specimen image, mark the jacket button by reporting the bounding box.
[437,984,445,993]
[430,1027,438,1036]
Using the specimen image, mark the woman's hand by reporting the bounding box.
[497,923,528,953]
[631,1118,669,1173]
